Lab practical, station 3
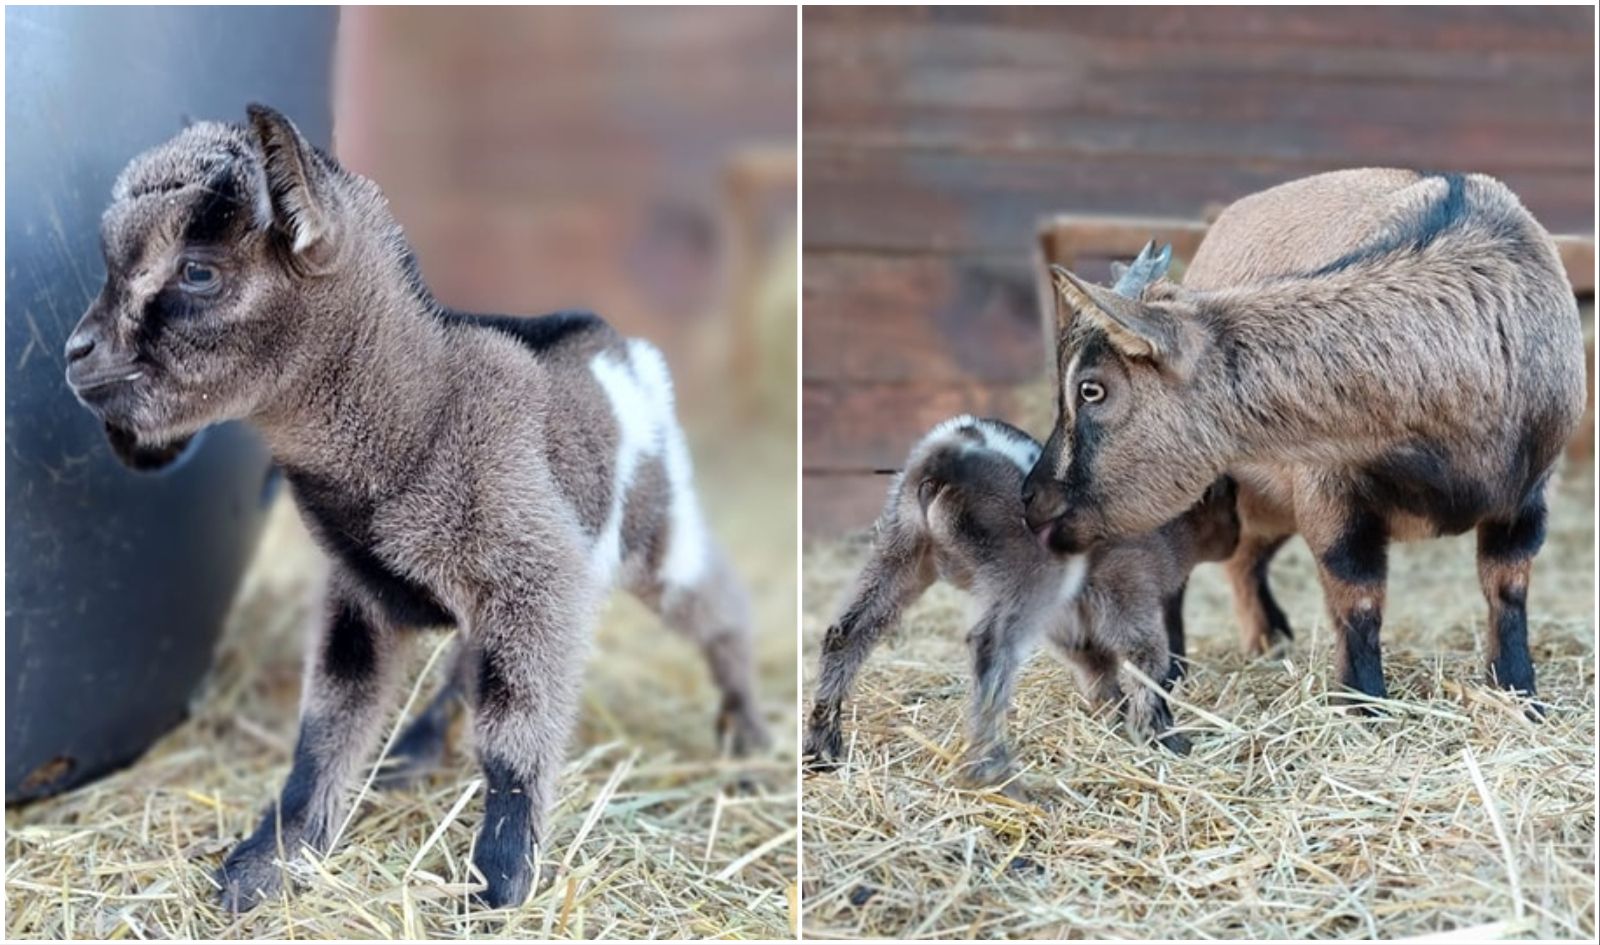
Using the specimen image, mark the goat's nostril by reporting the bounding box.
[1020,487,1036,507]
[64,332,95,363]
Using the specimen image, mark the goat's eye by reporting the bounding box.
[179,261,220,293]
[1078,379,1106,404]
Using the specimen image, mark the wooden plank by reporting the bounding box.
[803,147,1595,253]
[802,252,1041,385]
[801,108,1593,178]
[1555,236,1596,297]
[804,21,1594,86]
[803,380,1041,473]
[803,7,1595,53]
[803,472,894,540]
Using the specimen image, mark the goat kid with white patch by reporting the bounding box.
[803,416,1241,800]
[62,105,768,912]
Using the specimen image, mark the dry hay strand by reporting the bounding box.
[801,462,1596,940]
[5,427,798,940]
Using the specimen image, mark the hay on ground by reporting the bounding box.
[5,427,798,941]
[801,450,1595,940]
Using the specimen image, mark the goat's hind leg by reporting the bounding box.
[639,542,771,758]
[374,635,471,790]
[962,599,1052,792]
[1477,486,1548,717]
[801,534,931,770]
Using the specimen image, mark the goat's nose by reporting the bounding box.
[64,331,96,363]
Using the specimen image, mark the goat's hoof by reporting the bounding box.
[216,836,286,913]
[1158,730,1193,756]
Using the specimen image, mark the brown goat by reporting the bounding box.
[1023,169,1585,712]
[805,417,1240,791]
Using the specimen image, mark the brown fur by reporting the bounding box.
[63,106,768,912]
[804,417,1241,793]
[1023,169,1583,709]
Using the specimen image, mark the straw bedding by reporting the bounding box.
[4,428,798,940]
[801,453,1594,940]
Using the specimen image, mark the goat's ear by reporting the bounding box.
[1051,264,1199,374]
[246,103,337,262]
[104,423,193,472]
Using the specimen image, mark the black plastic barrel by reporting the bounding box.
[4,6,337,803]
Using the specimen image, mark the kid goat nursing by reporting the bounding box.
[1025,169,1584,711]
[63,106,767,911]
[805,417,1240,787]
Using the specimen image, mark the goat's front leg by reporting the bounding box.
[1115,628,1190,755]
[218,579,409,912]
[961,599,1047,793]
[466,590,588,910]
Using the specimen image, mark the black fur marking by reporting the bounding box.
[1253,537,1294,640]
[1339,606,1387,699]
[1308,172,1470,277]
[1162,582,1186,686]
[1350,442,1491,537]
[285,469,454,629]
[1060,334,1111,503]
[1490,603,1536,696]
[184,171,246,245]
[1321,510,1388,587]
[439,309,606,355]
[475,648,512,715]
[323,602,378,683]
[1509,413,1567,501]
[103,423,193,472]
[1479,491,1548,562]
[971,622,999,683]
[274,721,323,830]
[474,754,536,908]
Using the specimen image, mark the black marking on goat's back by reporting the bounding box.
[323,601,378,683]
[1349,442,1492,537]
[1320,509,1388,586]
[440,308,609,357]
[285,469,454,629]
[1479,489,1548,562]
[1307,172,1470,277]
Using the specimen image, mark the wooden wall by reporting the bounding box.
[802,5,1597,537]
[335,6,796,405]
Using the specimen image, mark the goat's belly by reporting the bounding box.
[1348,448,1498,538]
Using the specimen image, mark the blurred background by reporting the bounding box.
[802,4,1596,537]
[7,7,796,939]
[338,5,797,418]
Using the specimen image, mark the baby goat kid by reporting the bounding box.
[804,417,1239,787]
[62,106,767,911]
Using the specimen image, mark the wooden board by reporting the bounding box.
[800,5,1596,539]
[803,252,1040,385]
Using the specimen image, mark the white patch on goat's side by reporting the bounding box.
[917,415,1041,473]
[922,414,982,447]
[628,339,709,588]
[975,421,1042,473]
[589,348,657,585]
[1056,554,1088,605]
